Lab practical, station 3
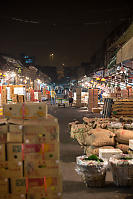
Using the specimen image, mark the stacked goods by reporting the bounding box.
[70,123,90,145]
[114,129,133,153]
[76,155,108,187]
[1,88,7,104]
[84,128,115,156]
[0,103,62,199]
[70,117,133,155]
[109,154,133,186]
[112,99,133,118]
[3,102,47,120]
[88,89,98,112]
[76,88,81,107]
[121,90,128,98]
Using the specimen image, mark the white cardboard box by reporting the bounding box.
[99,149,122,161]
[129,139,133,150]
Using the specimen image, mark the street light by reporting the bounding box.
[50,53,54,62]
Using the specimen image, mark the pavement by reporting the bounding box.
[48,105,133,199]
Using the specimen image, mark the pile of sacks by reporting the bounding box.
[69,117,133,156]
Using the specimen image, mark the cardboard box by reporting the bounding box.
[0,161,23,178]
[7,144,22,161]
[0,119,8,133]
[0,133,7,144]
[0,144,6,161]
[0,194,10,199]
[24,160,60,177]
[24,118,59,144]
[129,139,133,150]
[27,192,62,199]
[7,133,22,143]
[7,143,59,161]
[23,144,59,160]
[11,178,26,193]
[8,119,23,133]
[0,119,7,143]
[11,175,62,195]
[99,149,122,161]
[8,194,26,199]
[0,178,9,193]
[3,102,47,120]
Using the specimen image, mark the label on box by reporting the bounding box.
[0,161,23,178]
[24,160,59,177]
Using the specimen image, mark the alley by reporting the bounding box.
[48,105,133,199]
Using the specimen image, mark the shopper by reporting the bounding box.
[68,89,73,106]
[50,89,56,105]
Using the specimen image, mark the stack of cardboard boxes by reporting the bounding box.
[0,102,62,199]
[76,88,81,107]
[88,88,98,112]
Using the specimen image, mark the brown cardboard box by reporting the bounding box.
[7,144,22,161]
[7,133,22,143]
[0,119,8,133]
[0,161,23,178]
[7,143,59,161]
[24,118,59,144]
[0,133,7,144]
[23,144,59,160]
[27,192,62,199]
[0,178,9,193]
[11,175,62,195]
[0,194,10,199]
[18,95,24,103]
[24,159,60,177]
[3,102,47,120]
[8,119,23,133]
[11,178,26,193]
[0,119,7,143]
[0,144,6,161]
[9,194,26,199]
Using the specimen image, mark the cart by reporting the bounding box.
[56,98,69,107]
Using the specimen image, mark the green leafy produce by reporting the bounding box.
[84,155,104,162]
[119,157,133,160]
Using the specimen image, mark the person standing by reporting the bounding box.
[50,89,56,105]
[68,89,73,106]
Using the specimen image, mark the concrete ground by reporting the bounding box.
[48,105,133,199]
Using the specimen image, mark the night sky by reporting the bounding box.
[0,1,132,67]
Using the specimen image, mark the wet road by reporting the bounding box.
[48,105,133,199]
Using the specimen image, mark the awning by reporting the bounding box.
[116,36,133,64]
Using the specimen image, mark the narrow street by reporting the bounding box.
[48,105,133,199]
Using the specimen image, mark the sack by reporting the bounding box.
[71,124,90,145]
[116,144,129,153]
[85,129,115,147]
[107,122,123,129]
[85,146,114,156]
[115,129,133,144]
[124,123,133,130]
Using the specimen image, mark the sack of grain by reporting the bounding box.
[107,122,123,129]
[124,123,133,130]
[70,124,90,145]
[115,129,133,144]
[116,143,129,153]
[85,128,115,147]
[85,146,115,156]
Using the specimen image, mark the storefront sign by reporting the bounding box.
[14,87,26,95]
